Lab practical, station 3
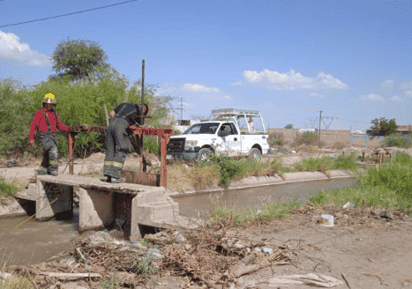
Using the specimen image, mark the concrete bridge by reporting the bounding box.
[15,175,199,241]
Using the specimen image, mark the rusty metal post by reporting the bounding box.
[140,60,145,172]
[68,132,74,175]
[361,151,365,162]
[160,135,166,187]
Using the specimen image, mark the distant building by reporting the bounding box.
[175,119,202,133]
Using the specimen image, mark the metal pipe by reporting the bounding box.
[68,133,74,175]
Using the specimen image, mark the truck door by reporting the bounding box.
[218,123,242,156]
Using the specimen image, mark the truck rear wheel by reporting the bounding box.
[248,148,261,160]
[197,148,212,164]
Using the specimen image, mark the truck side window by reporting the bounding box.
[229,123,238,135]
[220,124,231,134]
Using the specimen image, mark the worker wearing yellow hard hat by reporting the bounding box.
[29,93,69,176]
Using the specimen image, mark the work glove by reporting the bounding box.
[81,124,90,130]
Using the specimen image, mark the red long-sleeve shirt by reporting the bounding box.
[29,108,69,141]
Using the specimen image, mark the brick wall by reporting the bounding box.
[269,128,382,147]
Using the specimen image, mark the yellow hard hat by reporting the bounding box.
[43,93,56,104]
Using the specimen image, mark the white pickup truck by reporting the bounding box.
[167,108,270,162]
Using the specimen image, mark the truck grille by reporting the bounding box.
[167,138,186,153]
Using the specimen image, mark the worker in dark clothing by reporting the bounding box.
[102,103,149,183]
[29,93,69,176]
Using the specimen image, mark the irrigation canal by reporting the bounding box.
[0,177,358,266]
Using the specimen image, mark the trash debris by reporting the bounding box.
[320,214,334,227]
[75,247,89,265]
[0,271,12,279]
[262,246,273,255]
[175,232,186,244]
[6,159,17,168]
[343,201,355,209]
[269,273,344,288]
[115,218,125,229]
[39,272,102,280]
[59,258,77,267]
[380,211,393,220]
[89,230,112,245]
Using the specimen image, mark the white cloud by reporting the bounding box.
[406,90,412,97]
[223,95,231,99]
[182,83,220,93]
[235,69,348,90]
[310,92,326,97]
[361,93,384,101]
[0,30,51,66]
[401,81,412,91]
[391,95,403,102]
[380,79,394,89]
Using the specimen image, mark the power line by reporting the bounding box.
[0,0,138,28]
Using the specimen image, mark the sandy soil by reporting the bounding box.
[236,206,412,289]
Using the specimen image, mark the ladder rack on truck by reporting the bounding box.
[209,108,266,134]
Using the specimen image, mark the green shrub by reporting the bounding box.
[203,153,245,188]
[295,131,317,146]
[384,133,412,148]
[333,152,359,170]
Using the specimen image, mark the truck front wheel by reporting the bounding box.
[197,148,212,164]
[248,148,261,160]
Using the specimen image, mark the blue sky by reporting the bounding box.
[1,0,411,131]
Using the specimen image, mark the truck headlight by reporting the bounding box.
[184,140,198,151]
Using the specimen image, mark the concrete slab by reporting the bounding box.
[36,175,165,195]
[36,180,73,221]
[131,196,200,241]
[328,170,354,179]
[14,183,37,201]
[0,199,26,218]
[282,171,329,183]
[228,175,286,189]
[78,188,114,232]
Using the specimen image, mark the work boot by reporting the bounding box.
[110,177,125,183]
[101,175,111,182]
[36,167,48,176]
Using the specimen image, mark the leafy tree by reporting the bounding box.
[284,124,294,129]
[370,117,397,136]
[51,40,110,81]
[0,78,35,157]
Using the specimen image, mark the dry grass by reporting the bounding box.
[167,164,220,192]
[331,141,348,150]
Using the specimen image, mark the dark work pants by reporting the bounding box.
[104,117,130,179]
[36,133,59,175]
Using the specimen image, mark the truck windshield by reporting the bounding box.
[183,123,220,135]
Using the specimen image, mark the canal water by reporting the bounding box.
[173,178,359,219]
[0,208,82,266]
[0,178,358,266]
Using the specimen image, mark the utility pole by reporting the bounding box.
[318,110,322,143]
[176,98,185,124]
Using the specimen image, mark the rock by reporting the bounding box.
[371,209,383,216]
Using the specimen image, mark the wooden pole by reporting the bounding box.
[103,104,109,127]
